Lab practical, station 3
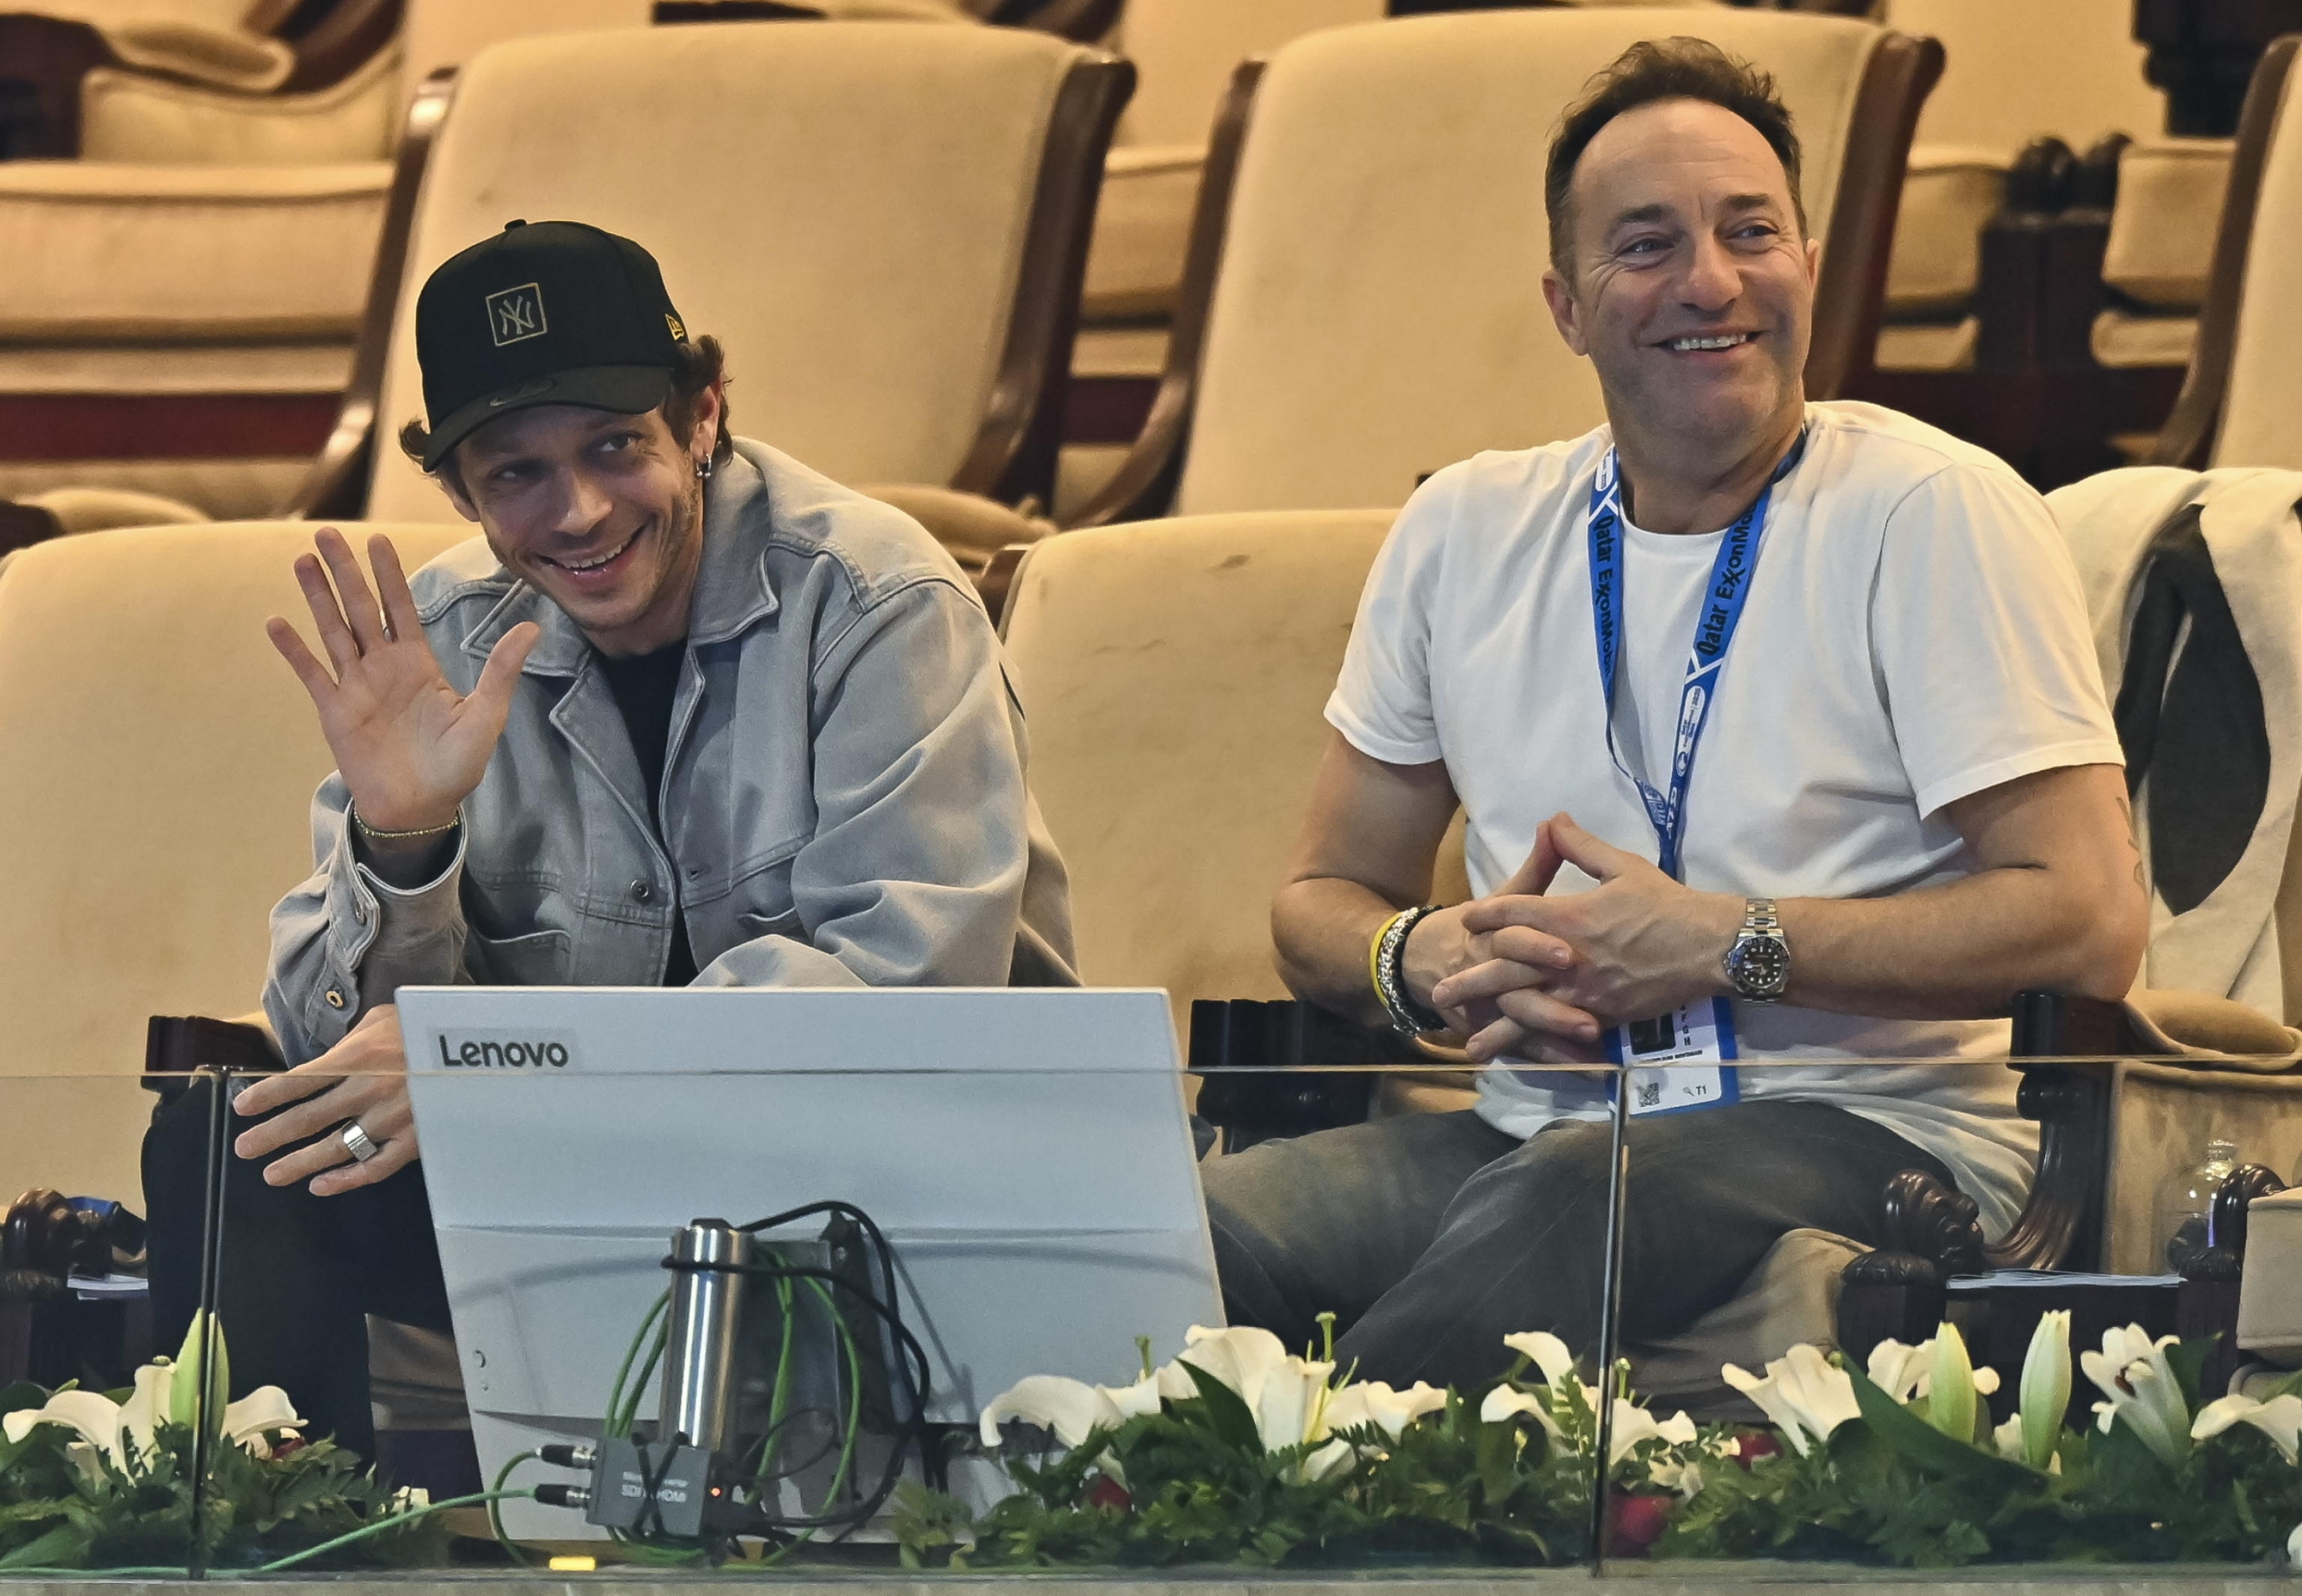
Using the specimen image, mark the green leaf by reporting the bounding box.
[2164,1337,2211,1409]
[1847,1364,2036,1486]
[1179,1361,1264,1456]
[0,1522,88,1570]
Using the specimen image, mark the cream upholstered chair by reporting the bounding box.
[2148,38,2302,472]
[1060,0,1382,515]
[0,519,468,1211]
[280,22,1128,575]
[1075,9,1939,524]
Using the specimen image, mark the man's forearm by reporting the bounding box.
[1273,876,1414,1029]
[1771,863,2143,1019]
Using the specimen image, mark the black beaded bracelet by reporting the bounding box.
[1373,904,1445,1036]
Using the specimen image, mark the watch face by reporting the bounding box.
[1732,937,1790,994]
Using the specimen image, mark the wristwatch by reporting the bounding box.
[1723,897,1791,1003]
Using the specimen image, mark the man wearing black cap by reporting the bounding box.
[143,221,1076,1456]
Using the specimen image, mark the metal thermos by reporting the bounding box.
[659,1218,750,1454]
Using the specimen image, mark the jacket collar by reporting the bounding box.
[458,445,779,675]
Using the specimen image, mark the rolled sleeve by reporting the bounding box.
[694,577,1033,990]
[262,773,468,1065]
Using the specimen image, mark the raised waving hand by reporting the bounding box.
[266,528,539,831]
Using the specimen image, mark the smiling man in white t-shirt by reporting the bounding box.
[1198,38,2147,1389]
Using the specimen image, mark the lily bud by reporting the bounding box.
[1925,1321,1977,1443]
[2020,1310,2071,1470]
[168,1310,229,1436]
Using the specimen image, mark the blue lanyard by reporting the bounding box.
[1585,430,1805,880]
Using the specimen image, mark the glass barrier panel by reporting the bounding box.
[0,1069,194,1579]
[1599,1049,2301,1578]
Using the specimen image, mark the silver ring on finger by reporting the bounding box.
[340,1120,381,1163]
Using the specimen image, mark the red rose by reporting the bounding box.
[1729,1430,1781,1469]
[1606,1492,1674,1558]
[1084,1474,1131,1512]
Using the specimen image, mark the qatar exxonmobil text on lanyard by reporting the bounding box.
[1584,426,1806,1116]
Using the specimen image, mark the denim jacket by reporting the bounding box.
[263,439,1077,1065]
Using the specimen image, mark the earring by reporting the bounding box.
[694,456,713,482]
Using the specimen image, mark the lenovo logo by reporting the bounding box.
[436,1032,576,1069]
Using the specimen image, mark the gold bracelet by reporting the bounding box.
[349,803,462,841]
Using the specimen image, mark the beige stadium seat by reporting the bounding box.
[264,22,1127,575]
[0,519,468,1213]
[0,0,988,531]
[0,0,409,520]
[1870,0,2163,373]
[1061,2,1391,519]
[1074,8,1939,524]
[2151,38,2302,470]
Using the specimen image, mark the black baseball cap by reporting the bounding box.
[413,219,692,472]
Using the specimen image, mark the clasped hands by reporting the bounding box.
[1404,813,1743,1064]
[243,528,541,1195]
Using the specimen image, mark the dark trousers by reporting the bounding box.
[143,1079,452,1460]
[1199,1100,1953,1389]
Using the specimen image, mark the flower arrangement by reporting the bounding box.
[0,1314,442,1572]
[902,1312,2302,1570]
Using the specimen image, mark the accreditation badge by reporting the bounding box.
[1605,997,1741,1116]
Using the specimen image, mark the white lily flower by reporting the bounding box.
[2193,1392,2302,1464]
[1502,1331,1578,1388]
[978,1376,1128,1449]
[2017,1310,2072,1471]
[1607,1400,1697,1468]
[1177,1324,1339,1457]
[1481,1383,1567,1444]
[1321,1380,1447,1441]
[1866,1333,2000,1408]
[1722,1343,1859,1458]
[2082,1324,2192,1468]
[2288,1521,2302,1568]
[3,1357,302,1472]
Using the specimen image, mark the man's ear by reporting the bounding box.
[689,380,726,464]
[1803,233,1822,290]
[1541,263,1589,357]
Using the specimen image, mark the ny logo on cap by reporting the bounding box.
[486,282,547,347]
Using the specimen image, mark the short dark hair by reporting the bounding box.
[398,334,736,497]
[1543,38,1806,277]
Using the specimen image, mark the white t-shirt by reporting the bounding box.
[1326,401,2125,1238]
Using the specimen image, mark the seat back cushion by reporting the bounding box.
[366,23,1091,520]
[2215,68,2302,469]
[1886,0,2158,152]
[1110,0,1384,150]
[1001,511,1393,1031]
[0,521,470,1207]
[1175,10,1884,516]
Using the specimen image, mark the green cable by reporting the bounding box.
[615,1321,668,1440]
[259,1486,535,1573]
[485,1448,543,1568]
[758,1270,799,1488]
[604,1291,670,1440]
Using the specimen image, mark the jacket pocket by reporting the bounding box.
[465,926,573,986]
